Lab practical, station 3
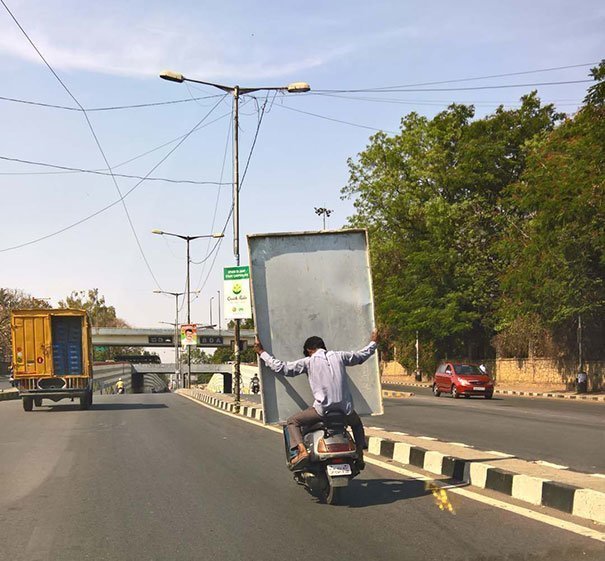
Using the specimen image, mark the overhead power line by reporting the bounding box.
[0,95,228,253]
[314,62,598,93]
[0,111,232,177]
[191,95,270,300]
[315,79,592,94]
[0,0,165,289]
[0,93,224,112]
[0,155,230,185]
[275,104,397,133]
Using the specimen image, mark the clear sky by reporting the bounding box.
[1,0,603,341]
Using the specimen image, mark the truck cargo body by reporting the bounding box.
[11,309,93,411]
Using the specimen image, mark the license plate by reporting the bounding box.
[474,386,485,391]
[326,464,352,477]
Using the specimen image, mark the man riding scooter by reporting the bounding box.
[254,330,378,467]
[116,378,125,394]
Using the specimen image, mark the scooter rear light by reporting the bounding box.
[317,439,355,453]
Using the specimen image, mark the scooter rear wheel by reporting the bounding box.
[324,484,342,505]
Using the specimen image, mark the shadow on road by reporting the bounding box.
[35,403,169,412]
[342,477,434,508]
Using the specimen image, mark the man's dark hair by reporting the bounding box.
[303,336,326,357]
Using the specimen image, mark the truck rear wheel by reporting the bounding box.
[23,397,33,412]
[34,397,43,407]
[80,390,92,410]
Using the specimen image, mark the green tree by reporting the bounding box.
[180,348,211,364]
[498,61,605,355]
[342,94,560,367]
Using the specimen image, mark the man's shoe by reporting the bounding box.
[290,444,309,466]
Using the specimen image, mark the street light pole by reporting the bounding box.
[152,230,224,388]
[217,290,221,333]
[159,70,310,409]
[154,290,185,389]
[209,296,214,327]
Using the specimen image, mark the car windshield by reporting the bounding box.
[454,364,482,376]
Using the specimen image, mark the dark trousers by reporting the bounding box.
[286,406,366,450]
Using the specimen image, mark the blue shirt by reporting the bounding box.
[260,341,377,416]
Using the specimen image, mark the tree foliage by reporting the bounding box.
[343,62,604,366]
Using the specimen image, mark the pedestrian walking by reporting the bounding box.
[576,370,588,394]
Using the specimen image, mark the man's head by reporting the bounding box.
[303,336,326,357]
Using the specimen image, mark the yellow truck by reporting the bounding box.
[10,309,94,411]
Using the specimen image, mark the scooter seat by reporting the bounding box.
[303,412,348,435]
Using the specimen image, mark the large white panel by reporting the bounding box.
[248,229,383,424]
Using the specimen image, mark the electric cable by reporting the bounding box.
[0,93,224,112]
[0,155,231,185]
[0,96,228,253]
[193,94,270,298]
[315,79,592,94]
[1,0,164,289]
[313,62,597,93]
[0,111,232,177]
[274,103,397,133]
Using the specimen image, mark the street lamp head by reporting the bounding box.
[211,233,225,238]
[151,229,164,235]
[160,70,185,83]
[287,82,311,93]
[153,290,163,294]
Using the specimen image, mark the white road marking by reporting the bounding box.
[486,450,515,458]
[418,436,438,441]
[590,473,605,479]
[179,392,605,542]
[535,460,569,470]
[447,442,473,448]
[366,456,605,543]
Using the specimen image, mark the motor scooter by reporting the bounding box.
[284,410,362,505]
[116,386,124,395]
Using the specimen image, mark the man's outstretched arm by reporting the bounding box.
[340,329,379,366]
[254,337,309,377]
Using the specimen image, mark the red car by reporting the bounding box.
[432,362,494,399]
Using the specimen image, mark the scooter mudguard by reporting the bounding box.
[328,475,351,488]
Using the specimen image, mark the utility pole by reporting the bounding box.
[217,290,221,333]
[159,70,310,410]
[152,230,224,388]
[154,290,184,389]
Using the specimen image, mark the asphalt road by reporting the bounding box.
[1,393,603,561]
[381,384,605,472]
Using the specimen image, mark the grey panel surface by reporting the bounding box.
[248,230,383,424]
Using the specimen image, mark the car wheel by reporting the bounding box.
[432,384,441,397]
[452,385,460,399]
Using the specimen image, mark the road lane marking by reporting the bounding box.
[485,450,515,458]
[535,460,569,470]
[178,392,605,543]
[366,456,605,543]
